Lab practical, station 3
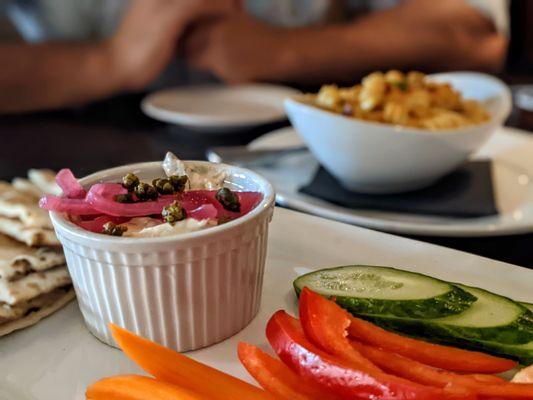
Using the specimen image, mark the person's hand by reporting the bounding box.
[386,0,508,71]
[106,0,239,91]
[183,12,288,83]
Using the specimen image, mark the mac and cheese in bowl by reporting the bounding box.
[314,71,490,130]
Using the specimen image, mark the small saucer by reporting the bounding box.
[141,84,300,133]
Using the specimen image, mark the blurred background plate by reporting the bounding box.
[246,126,533,237]
[141,84,300,133]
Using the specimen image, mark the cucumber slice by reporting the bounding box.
[293,265,476,319]
[471,339,533,366]
[522,302,533,313]
[363,285,533,346]
[436,285,533,344]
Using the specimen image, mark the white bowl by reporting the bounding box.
[285,72,512,193]
[49,161,275,351]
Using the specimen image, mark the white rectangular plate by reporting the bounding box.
[0,207,531,400]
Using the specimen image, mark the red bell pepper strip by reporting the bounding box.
[468,375,507,385]
[348,313,516,373]
[351,341,533,399]
[300,288,505,386]
[299,287,504,389]
[266,310,475,400]
[238,342,338,400]
[298,287,382,374]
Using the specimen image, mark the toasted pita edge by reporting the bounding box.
[0,217,60,247]
[0,182,53,229]
[0,288,75,337]
[0,237,66,281]
[28,169,61,196]
[11,178,43,198]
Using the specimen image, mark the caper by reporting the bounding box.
[162,201,187,224]
[152,178,175,195]
[102,222,127,236]
[215,187,240,213]
[169,175,188,193]
[114,193,134,203]
[122,173,140,191]
[134,182,158,201]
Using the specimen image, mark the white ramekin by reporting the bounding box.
[49,161,275,352]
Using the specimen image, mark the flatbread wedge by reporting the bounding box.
[11,178,44,198]
[28,169,61,196]
[0,286,71,324]
[0,234,65,281]
[0,287,75,337]
[0,265,71,305]
[0,217,60,247]
[0,182,53,229]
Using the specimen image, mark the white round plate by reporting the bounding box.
[248,126,533,237]
[0,208,531,400]
[141,84,300,133]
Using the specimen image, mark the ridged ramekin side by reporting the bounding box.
[56,209,271,351]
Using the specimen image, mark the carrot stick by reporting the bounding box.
[86,375,209,400]
[110,324,276,400]
[348,315,517,373]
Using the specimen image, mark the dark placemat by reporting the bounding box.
[300,161,497,218]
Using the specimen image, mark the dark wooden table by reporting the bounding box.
[1,92,532,269]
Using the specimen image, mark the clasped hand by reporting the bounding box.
[106,0,507,90]
[106,0,280,90]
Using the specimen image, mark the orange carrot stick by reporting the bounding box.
[110,324,276,400]
[86,375,210,400]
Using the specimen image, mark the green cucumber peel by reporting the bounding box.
[294,265,476,319]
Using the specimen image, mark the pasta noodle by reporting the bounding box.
[313,71,490,130]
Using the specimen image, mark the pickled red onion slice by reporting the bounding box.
[86,183,178,217]
[188,204,218,220]
[196,191,263,220]
[41,178,263,226]
[180,191,262,216]
[39,194,99,215]
[55,169,86,199]
[74,215,130,233]
[179,191,219,211]
[236,192,263,215]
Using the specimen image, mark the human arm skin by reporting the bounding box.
[0,43,120,113]
[185,0,509,85]
[0,0,239,114]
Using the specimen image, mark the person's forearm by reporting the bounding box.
[0,42,123,113]
[268,17,426,84]
[265,6,502,84]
